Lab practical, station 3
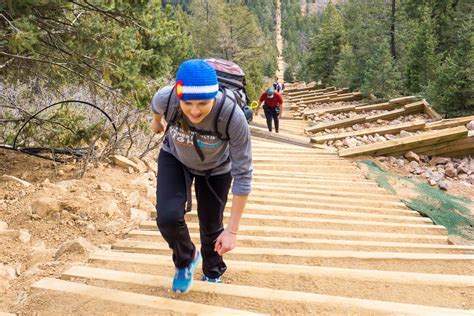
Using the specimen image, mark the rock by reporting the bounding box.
[98,199,120,218]
[458,174,469,181]
[457,163,471,175]
[30,197,61,218]
[146,185,155,200]
[395,159,405,168]
[385,134,396,140]
[468,175,474,185]
[399,130,412,138]
[97,182,113,192]
[102,219,126,235]
[343,138,358,148]
[18,229,31,243]
[54,237,95,260]
[55,180,80,192]
[126,191,141,207]
[429,157,451,166]
[375,135,386,142]
[138,200,156,213]
[0,221,8,231]
[130,208,149,224]
[111,155,140,172]
[409,161,420,171]
[404,151,421,164]
[466,120,474,130]
[388,156,397,165]
[430,172,445,182]
[334,140,344,148]
[1,175,32,187]
[57,170,65,176]
[143,159,158,175]
[130,157,148,173]
[445,165,458,178]
[0,264,17,293]
[86,223,96,233]
[377,156,389,163]
[437,180,449,191]
[414,167,425,175]
[428,179,437,186]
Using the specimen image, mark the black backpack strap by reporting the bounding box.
[164,85,175,122]
[213,88,227,140]
[224,90,238,141]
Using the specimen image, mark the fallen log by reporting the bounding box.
[422,99,443,121]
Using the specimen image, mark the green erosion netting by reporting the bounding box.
[358,160,474,240]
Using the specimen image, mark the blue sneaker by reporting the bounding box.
[202,275,223,284]
[172,250,201,294]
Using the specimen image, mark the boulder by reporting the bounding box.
[404,151,421,164]
[457,163,471,175]
[138,200,156,213]
[130,157,148,173]
[111,155,140,172]
[466,120,474,130]
[429,157,451,166]
[334,140,344,148]
[437,180,449,191]
[1,175,32,187]
[445,165,458,178]
[30,197,61,218]
[97,182,113,192]
[126,191,141,207]
[130,208,149,224]
[399,130,412,138]
[18,229,31,243]
[98,199,120,218]
[395,159,405,168]
[409,161,420,171]
[343,137,358,148]
[54,237,95,260]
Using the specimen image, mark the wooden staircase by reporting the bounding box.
[30,135,474,315]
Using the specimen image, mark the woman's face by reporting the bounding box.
[179,99,215,124]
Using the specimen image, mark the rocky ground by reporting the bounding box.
[0,148,159,313]
[375,152,474,194]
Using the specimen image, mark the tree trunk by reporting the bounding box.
[390,0,396,59]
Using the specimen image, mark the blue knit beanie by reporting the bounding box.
[175,59,218,101]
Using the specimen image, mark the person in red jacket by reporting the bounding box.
[256,87,283,133]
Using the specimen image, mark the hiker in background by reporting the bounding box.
[281,82,286,92]
[256,87,283,133]
[273,78,281,93]
[150,59,252,294]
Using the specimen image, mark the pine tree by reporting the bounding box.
[361,41,402,99]
[305,2,346,83]
[333,44,357,89]
[427,20,473,117]
[405,7,438,93]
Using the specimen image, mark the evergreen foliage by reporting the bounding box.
[304,2,346,84]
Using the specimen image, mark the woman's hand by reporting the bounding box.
[151,113,165,134]
[214,229,238,256]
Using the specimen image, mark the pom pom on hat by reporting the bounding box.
[175,59,218,101]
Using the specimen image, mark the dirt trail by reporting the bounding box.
[276,0,285,80]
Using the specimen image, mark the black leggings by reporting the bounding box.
[263,105,279,132]
[155,150,232,278]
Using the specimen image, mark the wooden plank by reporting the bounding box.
[88,252,474,287]
[112,241,474,262]
[364,101,424,122]
[355,102,392,112]
[305,115,366,133]
[31,278,259,315]
[406,135,474,157]
[426,115,474,130]
[310,120,426,144]
[140,222,448,241]
[389,96,418,105]
[422,99,443,120]
[339,126,468,157]
[128,230,474,252]
[62,266,474,315]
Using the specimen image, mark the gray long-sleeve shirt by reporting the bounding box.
[151,85,253,195]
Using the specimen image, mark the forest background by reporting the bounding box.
[0,0,472,158]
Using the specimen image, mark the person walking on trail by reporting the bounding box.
[256,87,283,133]
[150,59,253,294]
[273,78,281,93]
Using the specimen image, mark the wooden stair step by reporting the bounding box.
[31,278,259,315]
[61,266,473,315]
[141,222,448,243]
[90,251,474,285]
[127,230,474,253]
